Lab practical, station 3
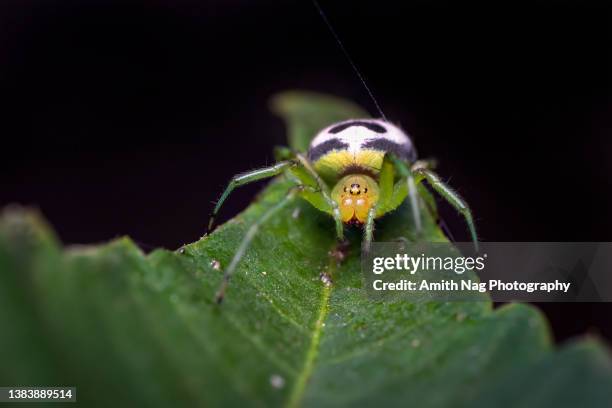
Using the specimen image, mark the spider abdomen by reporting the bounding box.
[308,118,416,181]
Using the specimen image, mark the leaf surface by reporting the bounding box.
[1,92,611,407]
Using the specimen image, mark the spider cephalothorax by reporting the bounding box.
[332,174,379,224]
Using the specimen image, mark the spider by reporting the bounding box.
[208,118,478,303]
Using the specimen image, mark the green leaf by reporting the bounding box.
[270,90,369,152]
[1,92,612,407]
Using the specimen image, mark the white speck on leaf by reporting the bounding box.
[319,272,333,286]
[270,374,285,389]
[292,207,301,219]
[210,259,221,271]
[411,338,421,348]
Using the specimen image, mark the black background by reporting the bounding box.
[1,1,611,344]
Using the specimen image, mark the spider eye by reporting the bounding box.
[364,187,368,193]
[343,186,348,193]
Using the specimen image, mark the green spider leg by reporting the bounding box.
[385,155,424,235]
[362,206,377,254]
[413,167,479,252]
[215,186,304,303]
[207,160,295,232]
[382,154,478,252]
[294,152,345,241]
[363,155,418,254]
[363,154,422,254]
[277,149,345,241]
[209,149,345,241]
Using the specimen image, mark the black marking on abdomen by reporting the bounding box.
[308,138,349,162]
[339,164,379,179]
[329,121,387,134]
[361,138,417,161]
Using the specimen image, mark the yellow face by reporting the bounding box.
[331,175,380,224]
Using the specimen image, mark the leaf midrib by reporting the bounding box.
[286,261,335,408]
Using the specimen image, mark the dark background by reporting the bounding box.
[1,1,610,344]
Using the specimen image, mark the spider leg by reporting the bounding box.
[215,186,301,303]
[407,174,422,233]
[413,167,479,252]
[207,161,294,233]
[362,206,377,255]
[412,158,438,171]
[386,155,423,234]
[294,152,345,242]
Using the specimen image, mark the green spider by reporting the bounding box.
[208,118,478,302]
